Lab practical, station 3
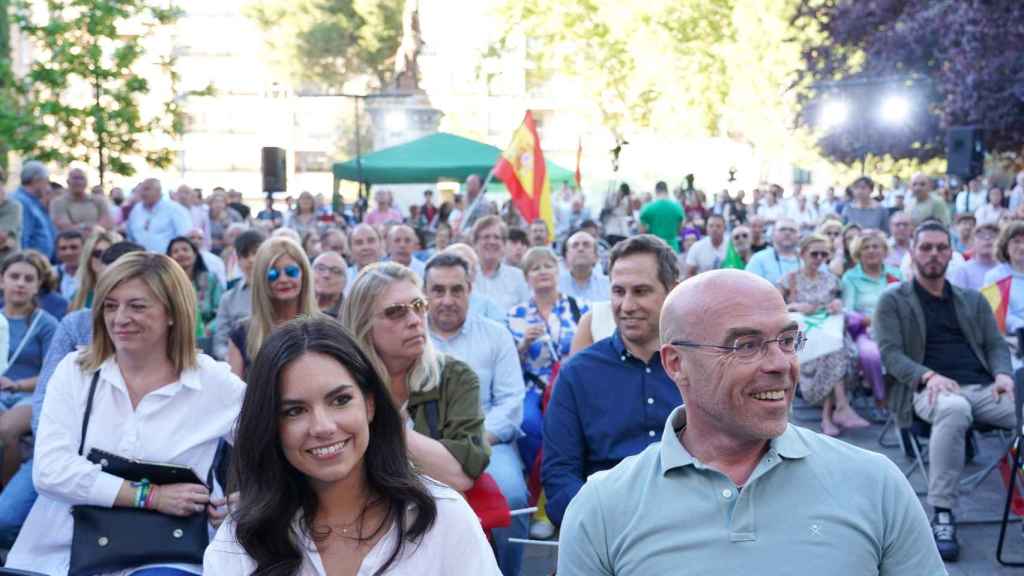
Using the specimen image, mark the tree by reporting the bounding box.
[246,0,404,93]
[0,0,209,186]
[792,0,1024,167]
[489,0,736,144]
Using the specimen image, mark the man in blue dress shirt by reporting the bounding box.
[558,230,610,303]
[542,234,683,527]
[14,161,56,258]
[425,252,528,576]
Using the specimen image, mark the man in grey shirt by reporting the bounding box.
[425,252,527,576]
[212,229,265,360]
[558,269,945,575]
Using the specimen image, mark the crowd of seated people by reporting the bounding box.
[0,165,1022,575]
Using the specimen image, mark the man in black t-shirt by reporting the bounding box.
[875,221,1015,562]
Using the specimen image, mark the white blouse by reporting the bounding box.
[203,481,501,576]
[6,352,246,576]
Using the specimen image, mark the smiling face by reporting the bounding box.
[370,280,428,366]
[662,274,799,442]
[473,223,506,266]
[611,253,669,351]
[278,352,374,491]
[169,240,197,273]
[57,236,83,268]
[103,277,171,356]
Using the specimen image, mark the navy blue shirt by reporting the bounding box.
[542,329,682,527]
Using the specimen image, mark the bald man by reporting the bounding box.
[558,269,944,575]
[907,173,951,226]
[126,178,192,253]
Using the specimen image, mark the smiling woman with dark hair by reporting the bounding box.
[205,316,498,575]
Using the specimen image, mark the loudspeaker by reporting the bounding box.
[262,147,287,193]
[946,126,984,180]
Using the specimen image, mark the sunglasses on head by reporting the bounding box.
[267,264,301,283]
[380,297,428,321]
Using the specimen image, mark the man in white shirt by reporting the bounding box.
[425,253,527,576]
[559,230,609,302]
[126,178,193,253]
[955,177,987,215]
[346,223,384,293]
[886,211,913,268]
[472,215,531,312]
[685,214,727,278]
[187,228,227,287]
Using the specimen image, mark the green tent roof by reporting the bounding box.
[332,131,574,185]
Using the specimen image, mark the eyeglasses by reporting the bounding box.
[670,330,806,361]
[91,249,105,259]
[808,251,830,259]
[777,227,798,233]
[379,297,428,321]
[267,264,302,283]
[314,263,346,277]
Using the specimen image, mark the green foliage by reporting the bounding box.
[0,0,209,184]
[246,0,403,92]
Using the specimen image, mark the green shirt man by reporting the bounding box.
[639,195,686,252]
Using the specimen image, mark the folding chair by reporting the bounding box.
[960,423,1013,492]
[996,368,1024,566]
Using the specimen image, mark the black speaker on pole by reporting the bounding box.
[262,147,287,193]
[946,126,984,181]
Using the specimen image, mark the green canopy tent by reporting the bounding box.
[332,131,575,187]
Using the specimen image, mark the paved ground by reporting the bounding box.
[521,402,1024,575]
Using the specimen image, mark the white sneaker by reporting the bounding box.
[530,518,556,540]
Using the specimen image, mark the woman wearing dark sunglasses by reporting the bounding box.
[342,262,489,493]
[783,234,866,436]
[228,237,320,378]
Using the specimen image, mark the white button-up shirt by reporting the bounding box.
[203,481,501,575]
[475,263,531,314]
[7,352,245,576]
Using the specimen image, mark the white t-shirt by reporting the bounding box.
[204,480,501,576]
[685,236,728,275]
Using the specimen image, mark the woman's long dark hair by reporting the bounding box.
[166,236,209,282]
[232,316,437,576]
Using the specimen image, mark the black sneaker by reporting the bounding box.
[932,511,959,562]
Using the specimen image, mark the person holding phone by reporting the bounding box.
[5,253,245,576]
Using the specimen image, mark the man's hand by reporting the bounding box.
[927,374,960,406]
[0,377,19,392]
[207,492,239,529]
[993,374,1015,403]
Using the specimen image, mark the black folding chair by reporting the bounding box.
[996,367,1024,566]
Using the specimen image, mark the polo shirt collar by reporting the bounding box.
[659,407,810,476]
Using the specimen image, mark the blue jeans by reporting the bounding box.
[487,442,529,576]
[0,458,37,548]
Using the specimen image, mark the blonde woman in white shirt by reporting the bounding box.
[6,252,246,576]
[204,316,498,576]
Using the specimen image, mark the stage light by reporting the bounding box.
[819,100,849,130]
[880,94,910,125]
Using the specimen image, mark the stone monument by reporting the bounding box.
[366,0,443,151]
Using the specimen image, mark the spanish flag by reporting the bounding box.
[494,111,554,235]
[982,275,1013,334]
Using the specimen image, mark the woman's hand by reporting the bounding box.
[787,302,815,315]
[522,324,546,345]
[207,492,239,528]
[827,299,843,315]
[151,483,210,517]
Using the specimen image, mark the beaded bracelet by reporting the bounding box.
[144,484,157,509]
[132,479,151,509]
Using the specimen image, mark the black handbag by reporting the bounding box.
[68,371,214,576]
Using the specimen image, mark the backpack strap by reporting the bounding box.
[567,295,582,325]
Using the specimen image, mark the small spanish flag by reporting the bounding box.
[575,137,582,191]
[982,275,1013,334]
[494,111,554,235]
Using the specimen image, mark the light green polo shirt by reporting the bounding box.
[557,406,947,576]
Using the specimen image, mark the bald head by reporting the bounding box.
[350,223,383,269]
[443,243,479,280]
[660,269,786,345]
[910,172,932,198]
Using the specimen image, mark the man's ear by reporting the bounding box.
[660,344,689,395]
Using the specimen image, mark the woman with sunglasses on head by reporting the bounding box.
[69,230,121,312]
[168,236,223,340]
[6,252,245,576]
[783,234,866,436]
[228,237,320,378]
[204,317,499,575]
[342,262,489,493]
